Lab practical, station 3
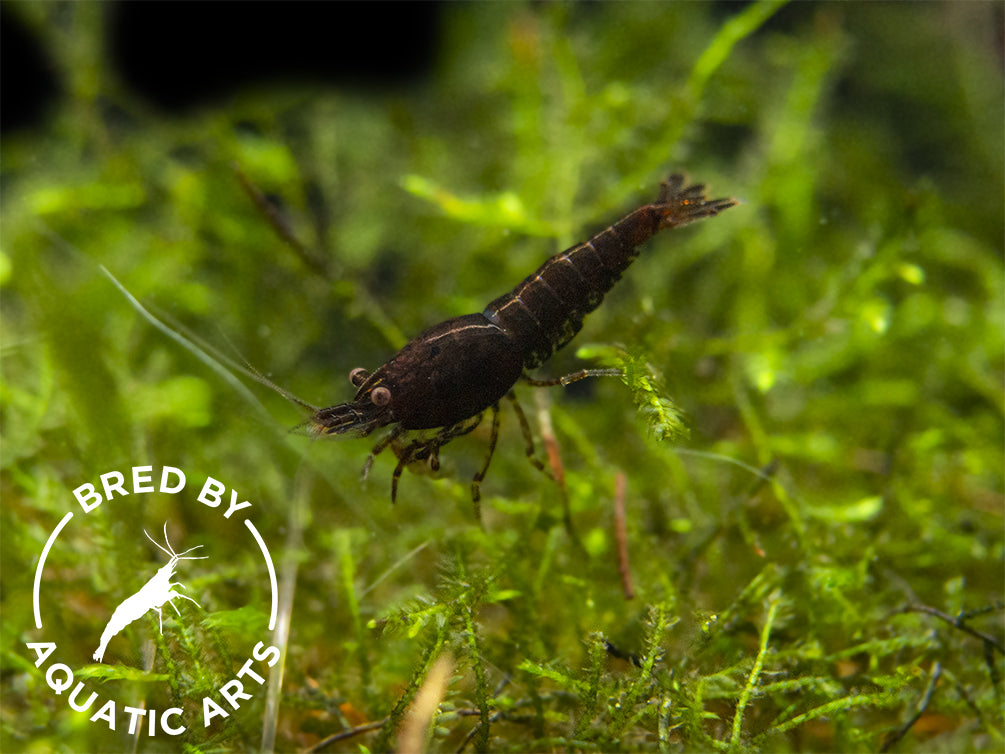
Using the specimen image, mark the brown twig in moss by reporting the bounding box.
[613,471,634,600]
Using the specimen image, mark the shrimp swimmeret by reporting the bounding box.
[93,524,207,663]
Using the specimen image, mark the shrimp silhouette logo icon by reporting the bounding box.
[93,524,207,663]
[26,465,282,740]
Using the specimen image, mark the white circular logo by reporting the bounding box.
[27,465,280,739]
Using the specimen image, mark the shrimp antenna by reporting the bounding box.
[144,524,208,560]
[208,325,321,414]
[241,358,320,414]
[145,526,174,558]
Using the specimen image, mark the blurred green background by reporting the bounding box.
[2,2,1002,752]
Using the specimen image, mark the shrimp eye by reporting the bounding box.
[370,386,392,406]
[349,367,370,386]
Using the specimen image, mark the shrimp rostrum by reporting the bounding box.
[305,173,735,503]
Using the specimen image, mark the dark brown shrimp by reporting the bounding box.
[308,174,735,503]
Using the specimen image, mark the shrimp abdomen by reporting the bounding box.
[485,176,734,368]
[93,591,148,661]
